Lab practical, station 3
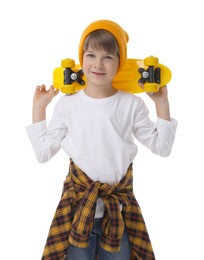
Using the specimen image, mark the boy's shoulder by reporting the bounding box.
[54,91,81,110]
[118,90,142,102]
[117,91,145,111]
[59,91,81,101]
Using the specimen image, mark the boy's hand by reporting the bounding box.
[32,85,59,123]
[33,85,59,109]
[145,85,168,103]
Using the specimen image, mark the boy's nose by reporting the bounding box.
[94,58,104,68]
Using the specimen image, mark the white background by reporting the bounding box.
[0,0,203,259]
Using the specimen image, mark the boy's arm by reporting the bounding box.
[32,106,46,123]
[155,97,170,121]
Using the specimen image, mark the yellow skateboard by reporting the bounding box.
[53,56,172,94]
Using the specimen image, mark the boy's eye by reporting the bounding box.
[86,53,95,58]
[104,55,113,60]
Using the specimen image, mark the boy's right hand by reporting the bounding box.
[33,84,59,109]
[32,85,59,123]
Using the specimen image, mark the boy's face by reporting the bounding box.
[82,46,119,88]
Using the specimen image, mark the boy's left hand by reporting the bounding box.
[146,85,168,103]
[139,83,168,103]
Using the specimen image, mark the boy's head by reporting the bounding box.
[78,20,129,73]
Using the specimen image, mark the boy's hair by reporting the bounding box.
[83,29,120,59]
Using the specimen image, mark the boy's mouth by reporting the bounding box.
[91,71,106,76]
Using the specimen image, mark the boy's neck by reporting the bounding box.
[84,86,118,99]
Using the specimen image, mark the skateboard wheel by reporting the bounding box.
[61,58,75,68]
[144,56,158,66]
[144,83,159,93]
[61,84,76,94]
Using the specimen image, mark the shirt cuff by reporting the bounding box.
[25,119,47,132]
[157,117,178,128]
[25,120,47,143]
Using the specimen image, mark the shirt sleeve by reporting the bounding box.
[133,98,178,157]
[25,99,68,163]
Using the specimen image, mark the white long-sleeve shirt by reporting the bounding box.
[26,90,177,217]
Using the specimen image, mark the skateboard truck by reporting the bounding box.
[138,56,162,92]
[62,58,85,86]
[138,66,161,84]
[64,67,85,86]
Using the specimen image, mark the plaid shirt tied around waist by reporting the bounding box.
[42,160,155,260]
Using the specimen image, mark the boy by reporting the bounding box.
[26,20,177,260]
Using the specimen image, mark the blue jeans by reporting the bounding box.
[66,218,131,260]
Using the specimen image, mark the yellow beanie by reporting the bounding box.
[78,20,129,72]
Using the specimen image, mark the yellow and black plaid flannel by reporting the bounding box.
[42,159,155,260]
